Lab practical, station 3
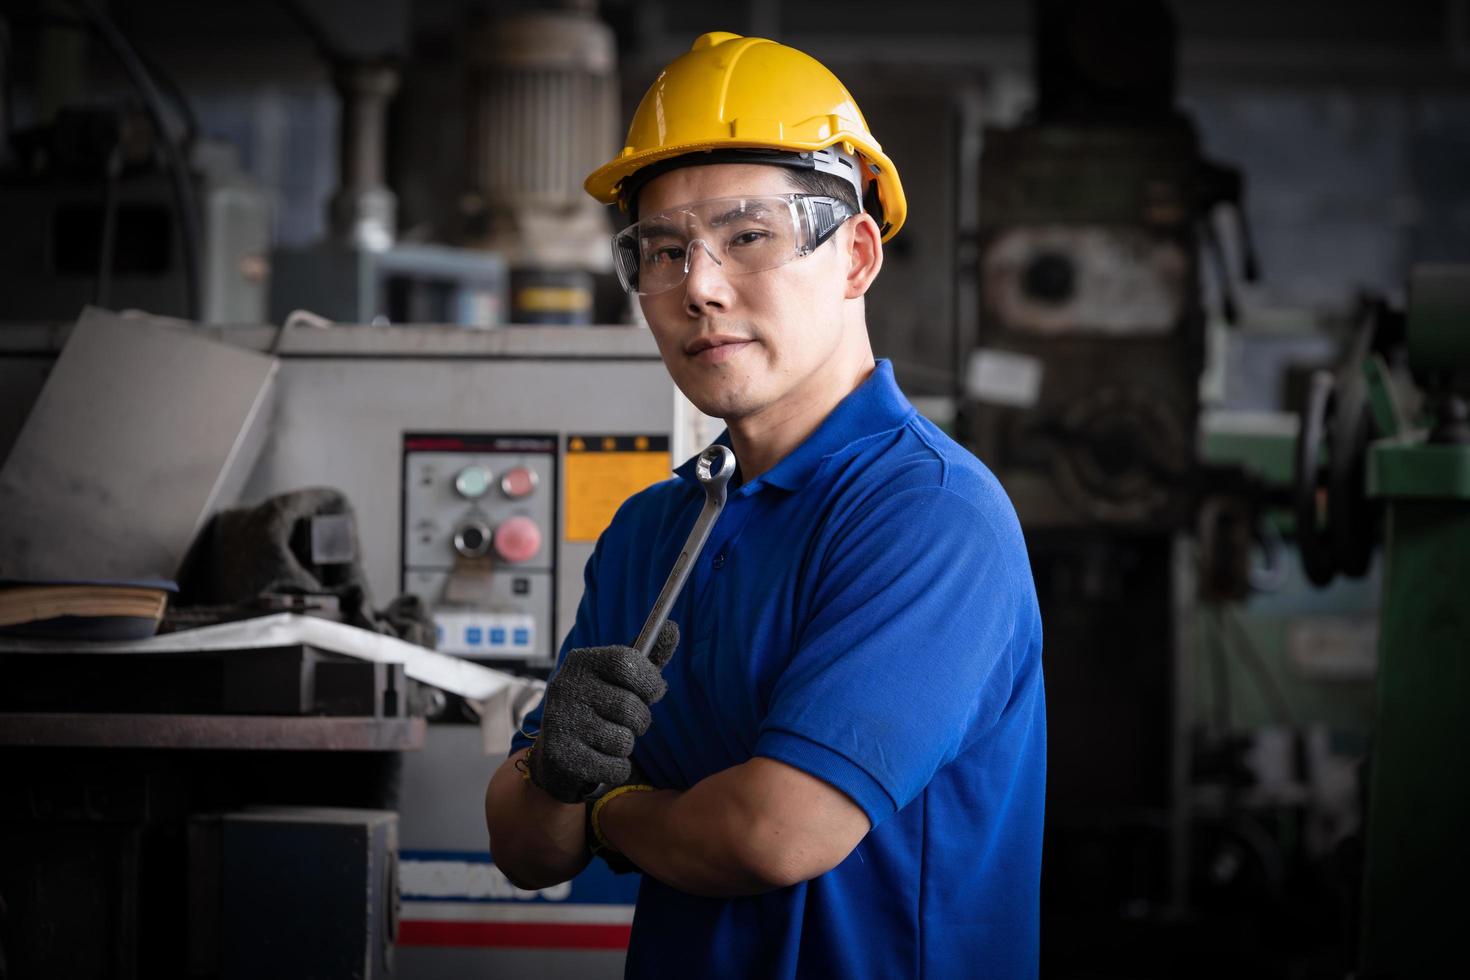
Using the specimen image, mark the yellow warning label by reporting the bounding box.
[565,435,672,542]
[516,286,592,314]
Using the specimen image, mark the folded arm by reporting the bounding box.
[483,747,591,890]
[596,755,870,897]
[484,622,681,889]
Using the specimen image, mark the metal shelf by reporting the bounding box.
[0,713,425,751]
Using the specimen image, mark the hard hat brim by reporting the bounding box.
[585,137,907,244]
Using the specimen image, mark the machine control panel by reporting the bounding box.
[401,433,557,666]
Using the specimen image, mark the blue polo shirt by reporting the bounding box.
[513,360,1045,979]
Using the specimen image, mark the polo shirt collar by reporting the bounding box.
[674,359,915,495]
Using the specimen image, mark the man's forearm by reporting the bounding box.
[484,747,591,889]
[597,778,775,897]
[597,758,865,898]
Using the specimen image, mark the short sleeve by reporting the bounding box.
[754,485,1027,826]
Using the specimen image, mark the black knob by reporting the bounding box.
[453,520,492,558]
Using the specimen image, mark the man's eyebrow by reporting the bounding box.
[709,203,772,227]
[638,219,681,240]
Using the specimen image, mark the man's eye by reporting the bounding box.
[647,245,685,265]
[729,230,771,248]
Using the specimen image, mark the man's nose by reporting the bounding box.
[683,239,730,314]
[681,239,724,278]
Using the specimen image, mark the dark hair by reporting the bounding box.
[624,154,863,221]
[783,167,861,215]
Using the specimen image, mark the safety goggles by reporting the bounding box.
[612,194,855,297]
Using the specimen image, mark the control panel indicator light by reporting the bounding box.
[454,464,494,500]
[500,466,539,499]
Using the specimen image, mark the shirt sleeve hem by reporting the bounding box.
[756,728,898,826]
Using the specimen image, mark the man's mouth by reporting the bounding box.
[685,335,754,361]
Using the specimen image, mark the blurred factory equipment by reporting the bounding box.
[965,4,1255,531]
[190,807,399,980]
[176,486,437,648]
[459,2,620,325]
[1292,300,1404,589]
[960,1,1266,971]
[328,59,400,253]
[0,603,503,979]
[0,307,276,586]
[223,323,688,976]
[267,2,508,327]
[0,312,691,976]
[0,6,270,325]
[270,240,509,327]
[1288,265,1470,977]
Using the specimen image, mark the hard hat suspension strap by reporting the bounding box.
[621,146,867,220]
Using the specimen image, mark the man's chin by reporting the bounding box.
[688,394,750,422]
[678,379,756,422]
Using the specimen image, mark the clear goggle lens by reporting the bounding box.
[612,194,854,297]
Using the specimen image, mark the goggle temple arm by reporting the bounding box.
[613,234,640,293]
[797,196,855,256]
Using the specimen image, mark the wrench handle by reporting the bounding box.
[632,493,723,660]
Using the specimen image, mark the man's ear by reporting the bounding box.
[844,213,884,299]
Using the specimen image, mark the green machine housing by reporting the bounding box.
[1359,264,1470,977]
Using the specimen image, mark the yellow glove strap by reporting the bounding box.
[589,783,656,855]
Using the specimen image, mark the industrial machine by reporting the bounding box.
[0,3,272,326]
[271,240,508,327]
[960,1,1260,970]
[229,322,703,977]
[275,2,624,329]
[267,13,510,328]
[459,3,621,324]
[1289,265,1470,977]
[0,105,271,325]
[0,316,708,978]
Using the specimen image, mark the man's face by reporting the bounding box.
[634,164,856,423]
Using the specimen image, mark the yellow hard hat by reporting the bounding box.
[585,31,907,242]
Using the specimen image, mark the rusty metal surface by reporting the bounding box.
[0,713,425,751]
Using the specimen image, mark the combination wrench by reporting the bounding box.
[631,443,736,660]
[584,445,735,799]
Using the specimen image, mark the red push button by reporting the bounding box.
[494,516,542,563]
[500,466,538,499]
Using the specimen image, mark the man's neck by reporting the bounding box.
[725,346,876,483]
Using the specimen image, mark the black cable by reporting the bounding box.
[68,0,201,320]
[274,0,346,64]
[1232,201,1260,283]
[1209,604,1232,735]
[118,43,199,151]
[11,11,200,152]
[138,47,198,150]
[1199,212,1238,326]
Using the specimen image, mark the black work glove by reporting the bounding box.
[526,621,679,804]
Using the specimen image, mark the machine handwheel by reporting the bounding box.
[1295,370,1338,586]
